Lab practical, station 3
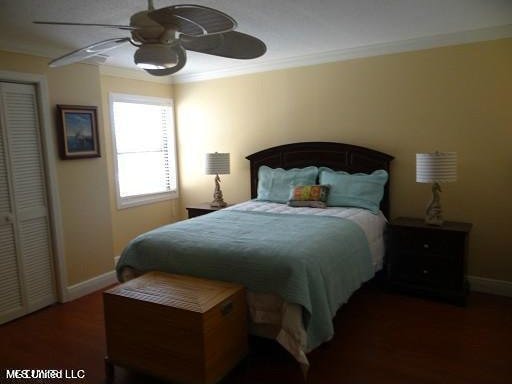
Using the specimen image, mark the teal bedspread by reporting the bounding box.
[117,209,374,351]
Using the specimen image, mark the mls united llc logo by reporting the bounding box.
[5,369,86,380]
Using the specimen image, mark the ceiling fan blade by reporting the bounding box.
[148,5,236,37]
[34,21,136,30]
[49,37,131,68]
[144,45,187,76]
[181,31,266,59]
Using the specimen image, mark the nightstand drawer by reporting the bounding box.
[392,227,462,257]
[391,252,458,289]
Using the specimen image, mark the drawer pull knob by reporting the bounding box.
[423,243,429,249]
[220,300,233,316]
[423,269,429,274]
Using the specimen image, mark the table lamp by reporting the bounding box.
[205,152,230,208]
[416,151,457,226]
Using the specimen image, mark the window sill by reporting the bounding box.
[116,191,179,210]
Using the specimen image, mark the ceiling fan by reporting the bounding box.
[33,0,266,76]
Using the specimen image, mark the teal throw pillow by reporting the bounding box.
[257,166,318,203]
[318,167,388,214]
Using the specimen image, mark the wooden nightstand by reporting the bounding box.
[387,217,472,305]
[186,203,230,218]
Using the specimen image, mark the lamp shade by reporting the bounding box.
[416,152,457,183]
[205,152,230,175]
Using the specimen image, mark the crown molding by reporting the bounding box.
[0,39,59,61]
[172,24,512,84]
[0,40,168,83]
[1,24,511,85]
[0,40,108,66]
[99,65,173,84]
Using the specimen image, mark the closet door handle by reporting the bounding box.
[2,214,13,224]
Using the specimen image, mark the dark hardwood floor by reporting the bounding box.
[1,283,511,384]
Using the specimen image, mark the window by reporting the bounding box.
[110,93,178,209]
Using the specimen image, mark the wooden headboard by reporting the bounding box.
[246,142,394,217]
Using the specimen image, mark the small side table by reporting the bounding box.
[387,217,472,305]
[186,203,230,218]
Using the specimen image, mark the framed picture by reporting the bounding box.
[57,105,100,159]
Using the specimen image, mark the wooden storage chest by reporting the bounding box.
[103,271,248,384]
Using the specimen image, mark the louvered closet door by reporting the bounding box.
[0,85,24,323]
[0,82,56,324]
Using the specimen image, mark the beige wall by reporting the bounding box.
[0,51,113,285]
[99,75,180,256]
[0,51,181,287]
[175,38,512,282]
[2,37,510,287]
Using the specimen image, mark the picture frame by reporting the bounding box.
[56,105,100,159]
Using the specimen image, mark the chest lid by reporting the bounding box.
[105,271,243,314]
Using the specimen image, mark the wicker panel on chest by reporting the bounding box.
[103,272,248,384]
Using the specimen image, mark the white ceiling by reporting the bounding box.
[1,0,511,81]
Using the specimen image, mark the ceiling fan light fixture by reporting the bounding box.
[36,3,266,75]
[137,63,167,70]
[134,44,179,69]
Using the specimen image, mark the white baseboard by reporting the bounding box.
[468,275,512,297]
[63,271,510,302]
[66,270,118,302]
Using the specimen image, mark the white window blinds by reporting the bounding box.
[110,94,178,208]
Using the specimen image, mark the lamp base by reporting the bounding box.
[210,200,227,208]
[425,214,443,226]
[425,182,443,226]
[210,174,227,208]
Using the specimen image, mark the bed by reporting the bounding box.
[116,142,393,370]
